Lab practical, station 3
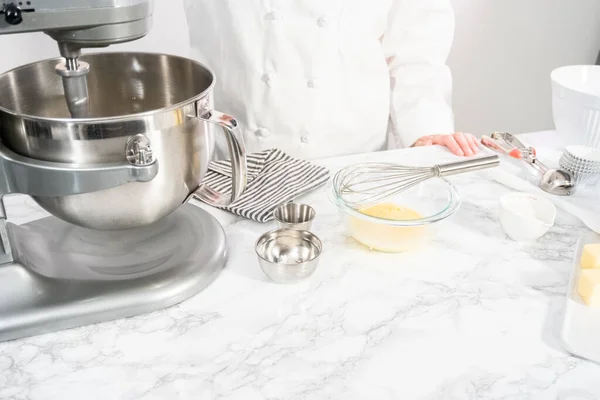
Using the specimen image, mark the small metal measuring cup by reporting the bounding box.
[255,228,323,284]
[273,202,316,230]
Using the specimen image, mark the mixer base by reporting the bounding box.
[0,203,227,342]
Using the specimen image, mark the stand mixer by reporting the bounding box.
[0,1,247,341]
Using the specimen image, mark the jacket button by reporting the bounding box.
[265,11,282,20]
[301,135,309,144]
[262,73,273,86]
[307,78,317,89]
[317,17,328,27]
[255,128,269,138]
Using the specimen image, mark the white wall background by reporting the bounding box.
[1,0,599,136]
[448,0,600,135]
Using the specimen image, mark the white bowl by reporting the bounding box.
[551,65,600,148]
[499,193,556,242]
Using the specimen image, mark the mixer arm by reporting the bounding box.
[0,141,158,200]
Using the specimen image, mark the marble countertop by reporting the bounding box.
[2,131,600,400]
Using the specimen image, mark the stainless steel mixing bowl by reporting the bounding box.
[0,52,246,230]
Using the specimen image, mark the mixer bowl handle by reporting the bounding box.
[189,107,248,207]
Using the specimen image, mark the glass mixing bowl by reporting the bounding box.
[327,175,461,253]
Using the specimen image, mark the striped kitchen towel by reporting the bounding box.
[196,149,330,222]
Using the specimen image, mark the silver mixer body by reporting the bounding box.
[0,2,248,341]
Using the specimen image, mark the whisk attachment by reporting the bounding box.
[333,155,500,209]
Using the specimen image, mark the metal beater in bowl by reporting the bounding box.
[333,155,500,209]
[54,43,92,118]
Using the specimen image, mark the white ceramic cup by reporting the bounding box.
[499,192,557,242]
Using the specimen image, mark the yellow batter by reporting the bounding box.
[348,203,429,253]
[359,203,423,221]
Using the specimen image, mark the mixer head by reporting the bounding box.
[0,0,153,53]
[0,0,153,117]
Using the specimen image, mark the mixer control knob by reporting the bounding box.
[4,4,23,25]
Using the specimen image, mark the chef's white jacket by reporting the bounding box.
[183,0,455,160]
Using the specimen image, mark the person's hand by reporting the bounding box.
[412,132,480,157]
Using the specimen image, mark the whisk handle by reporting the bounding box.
[436,155,500,177]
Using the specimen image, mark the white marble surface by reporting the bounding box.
[2,131,600,400]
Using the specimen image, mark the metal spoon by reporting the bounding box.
[512,143,576,196]
[539,168,575,196]
[481,133,576,196]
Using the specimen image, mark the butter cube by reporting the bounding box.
[578,269,600,306]
[581,244,600,269]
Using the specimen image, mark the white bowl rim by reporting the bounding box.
[499,192,556,227]
[551,64,600,79]
[551,65,600,97]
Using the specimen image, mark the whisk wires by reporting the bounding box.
[333,162,439,209]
